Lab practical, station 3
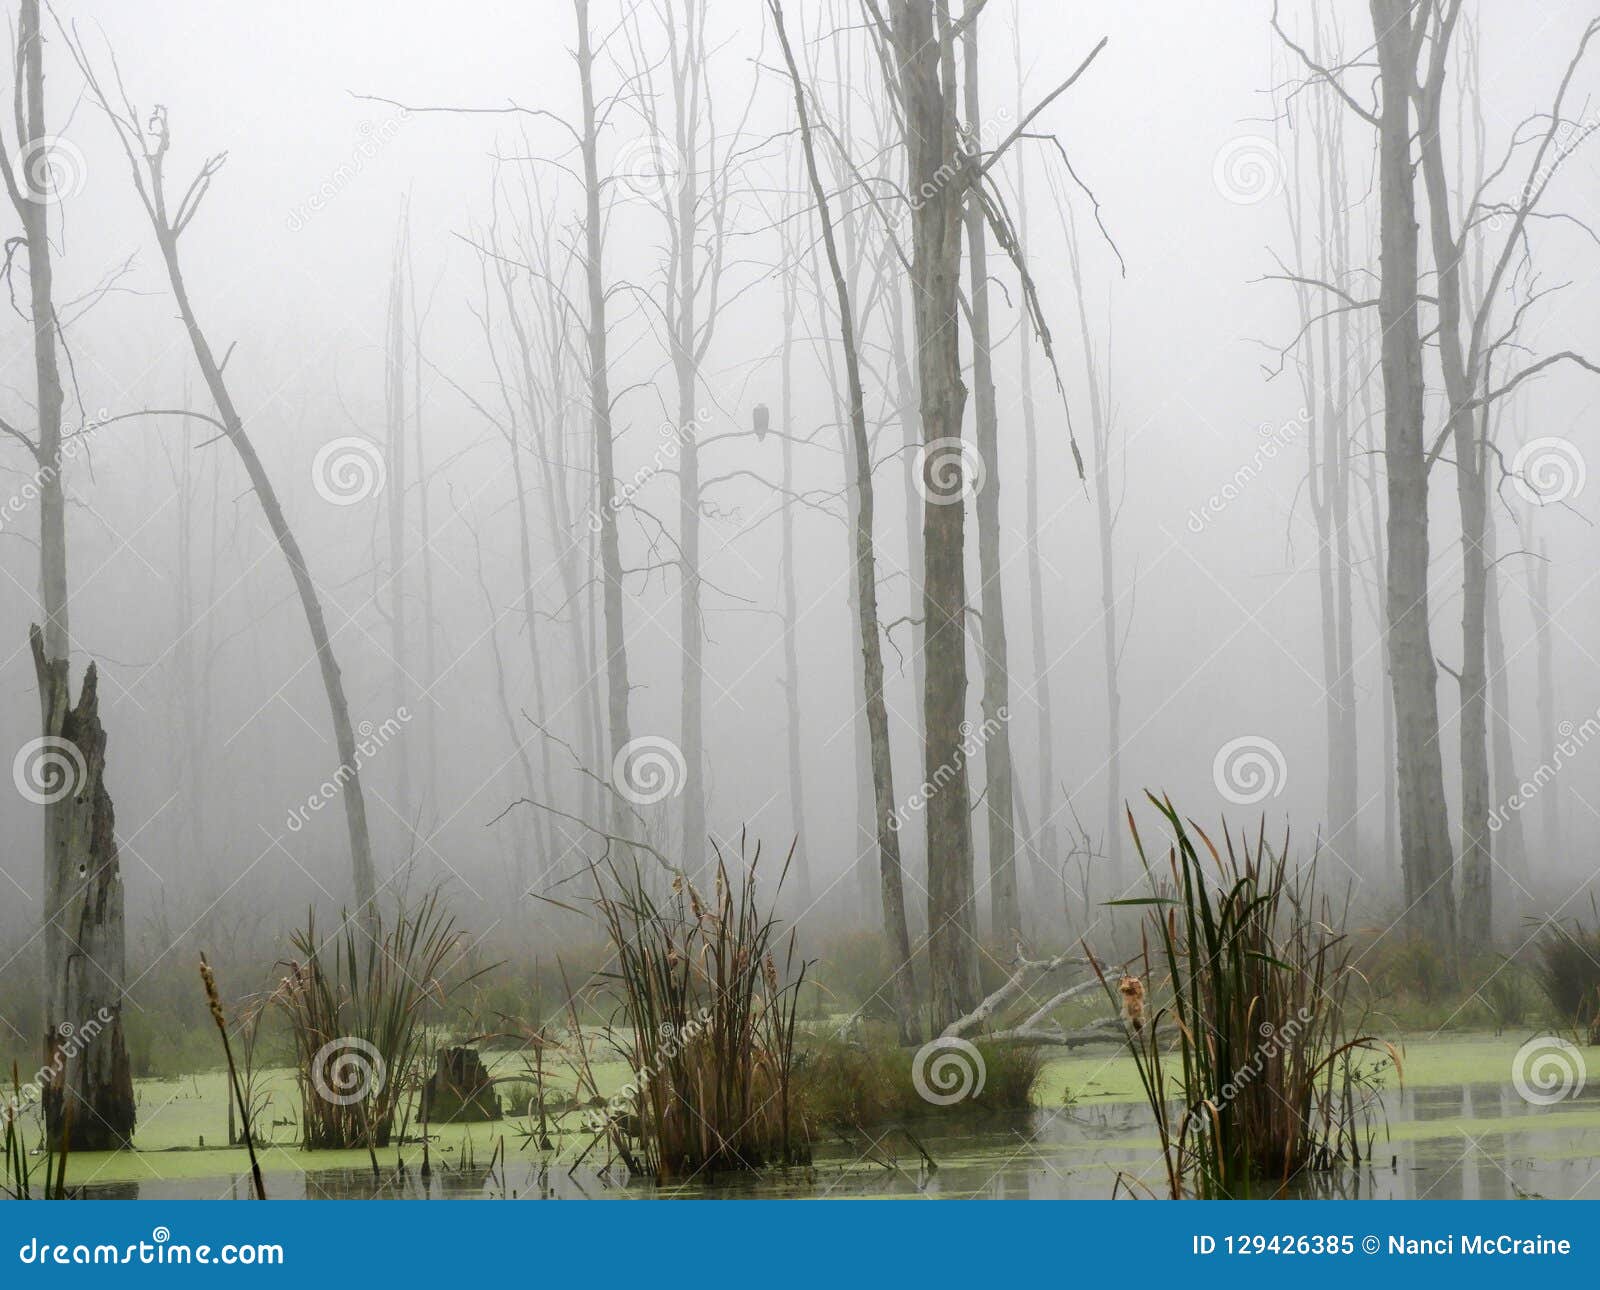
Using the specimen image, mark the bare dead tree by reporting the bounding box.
[69,39,379,915]
[1,0,134,1147]
[1414,4,1600,940]
[383,209,414,841]
[770,0,920,1042]
[623,0,752,865]
[960,22,1019,941]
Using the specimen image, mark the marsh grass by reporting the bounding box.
[794,1032,1042,1127]
[3,1065,69,1199]
[1532,919,1600,1043]
[272,890,489,1150]
[1101,794,1389,1199]
[565,836,810,1179]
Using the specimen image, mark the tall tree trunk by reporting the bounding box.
[1416,10,1485,943]
[575,0,631,824]
[1014,128,1054,912]
[890,0,978,1029]
[771,0,918,1039]
[12,0,134,1147]
[384,221,413,836]
[1483,507,1529,907]
[1063,202,1121,878]
[1370,0,1456,947]
[1532,536,1560,865]
[151,228,378,914]
[407,244,441,825]
[962,30,1018,942]
[778,250,812,909]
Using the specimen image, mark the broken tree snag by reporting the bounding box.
[31,625,136,1151]
[420,1047,501,1124]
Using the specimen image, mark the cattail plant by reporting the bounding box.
[570,834,810,1179]
[199,954,267,1199]
[1097,794,1391,1199]
[272,889,488,1151]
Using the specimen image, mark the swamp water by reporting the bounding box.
[40,1037,1600,1209]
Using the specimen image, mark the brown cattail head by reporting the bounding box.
[199,954,227,1031]
[762,952,779,995]
[1118,974,1146,1033]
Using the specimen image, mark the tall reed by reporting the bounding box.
[574,835,809,1179]
[273,889,486,1150]
[1099,794,1388,1198]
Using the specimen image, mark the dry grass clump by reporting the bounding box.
[1102,794,1388,1199]
[569,836,809,1179]
[273,889,485,1150]
[1533,920,1600,1043]
[793,1032,1042,1127]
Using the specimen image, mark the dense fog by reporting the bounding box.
[3,0,1599,1038]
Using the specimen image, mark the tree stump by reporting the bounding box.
[31,627,136,1151]
[421,1047,500,1124]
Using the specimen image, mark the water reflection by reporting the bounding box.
[67,1081,1600,1201]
